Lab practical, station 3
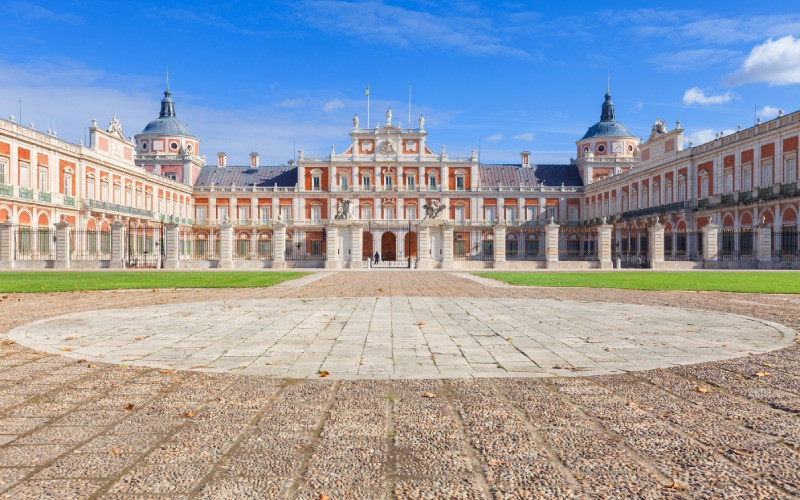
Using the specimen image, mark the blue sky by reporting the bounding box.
[1,1,800,166]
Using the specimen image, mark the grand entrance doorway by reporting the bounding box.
[381,232,397,261]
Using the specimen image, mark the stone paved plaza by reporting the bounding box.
[9,295,794,380]
[0,271,799,498]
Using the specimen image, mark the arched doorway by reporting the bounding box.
[404,232,417,258]
[362,231,373,260]
[381,232,397,261]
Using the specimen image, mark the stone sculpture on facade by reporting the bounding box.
[386,108,392,125]
[353,114,359,129]
[422,200,446,220]
[334,199,354,220]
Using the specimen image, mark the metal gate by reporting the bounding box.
[366,222,418,268]
[613,227,649,268]
[126,224,164,268]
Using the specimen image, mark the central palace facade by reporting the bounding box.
[0,85,799,270]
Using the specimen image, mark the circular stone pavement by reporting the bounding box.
[9,297,795,379]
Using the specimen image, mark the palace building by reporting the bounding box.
[0,84,798,270]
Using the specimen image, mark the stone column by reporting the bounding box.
[493,223,507,269]
[219,222,233,269]
[325,223,340,269]
[417,223,433,269]
[597,221,613,269]
[702,220,719,263]
[0,222,15,269]
[272,222,286,268]
[756,222,773,269]
[648,221,665,268]
[544,219,560,268]
[109,221,126,269]
[442,222,454,269]
[54,219,72,269]
[350,223,364,269]
[163,222,180,269]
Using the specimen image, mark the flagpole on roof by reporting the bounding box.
[366,85,370,129]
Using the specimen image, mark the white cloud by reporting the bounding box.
[756,105,781,120]
[685,128,736,147]
[275,98,305,109]
[486,134,503,141]
[728,36,800,86]
[513,133,534,142]
[322,98,345,112]
[682,87,734,105]
[292,1,529,58]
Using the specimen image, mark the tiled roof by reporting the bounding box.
[580,120,634,140]
[194,166,298,187]
[479,164,583,188]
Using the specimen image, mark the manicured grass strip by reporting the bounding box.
[476,271,800,294]
[0,271,309,293]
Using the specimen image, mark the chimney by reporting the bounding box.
[521,151,531,168]
[217,152,226,167]
[250,152,259,167]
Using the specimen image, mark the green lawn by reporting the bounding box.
[476,271,800,294]
[0,271,309,293]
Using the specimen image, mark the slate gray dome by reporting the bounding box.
[581,91,634,140]
[140,88,193,136]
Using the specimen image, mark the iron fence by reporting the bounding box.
[559,228,598,261]
[614,228,649,268]
[181,229,219,261]
[285,228,326,261]
[664,231,701,261]
[719,229,756,262]
[774,226,799,263]
[453,229,493,261]
[506,228,545,261]
[72,230,111,261]
[233,229,274,260]
[126,226,162,267]
[15,227,55,260]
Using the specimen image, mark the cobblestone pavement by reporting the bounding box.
[0,271,798,498]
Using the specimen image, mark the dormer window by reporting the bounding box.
[186,144,193,152]
[141,141,148,151]
[170,141,179,151]
[583,146,589,154]
[597,144,606,153]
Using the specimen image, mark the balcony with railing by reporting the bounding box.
[81,199,154,218]
[38,192,51,203]
[19,187,33,200]
[0,184,12,196]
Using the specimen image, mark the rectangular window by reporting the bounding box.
[761,162,773,187]
[384,175,392,189]
[428,175,436,188]
[568,206,578,221]
[678,181,686,201]
[455,206,465,222]
[20,164,28,188]
[39,169,48,192]
[340,175,348,189]
[196,206,207,221]
[785,158,797,184]
[136,192,142,208]
[281,205,291,221]
[506,206,517,221]
[238,206,249,221]
[406,175,415,190]
[384,206,394,219]
[406,206,417,219]
[87,179,94,199]
[360,206,372,219]
[311,205,322,221]
[101,183,109,202]
[64,175,72,196]
[0,161,6,185]
[455,176,465,190]
[485,205,496,222]
[742,167,752,191]
[362,175,371,189]
[218,206,228,221]
[526,206,537,220]
[259,206,270,221]
[724,171,734,193]
[653,190,660,206]
[665,185,672,204]
[114,186,121,204]
[312,176,321,190]
[700,177,709,198]
[546,206,557,220]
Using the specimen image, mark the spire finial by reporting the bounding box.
[165,67,170,91]
[606,72,611,95]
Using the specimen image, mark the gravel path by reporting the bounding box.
[0,271,797,498]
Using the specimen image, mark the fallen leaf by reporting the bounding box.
[88,364,98,368]
[108,449,121,455]
[184,411,195,418]
[378,288,384,292]
[604,347,613,352]
[319,370,330,378]
[754,371,772,378]
[507,336,513,341]
[729,448,753,456]
[665,481,686,491]
[65,336,77,341]
[77,359,87,364]
[265,361,275,366]
[319,495,330,500]
[61,347,74,352]
[695,386,711,394]
[134,337,145,341]
[161,369,174,374]
[423,392,436,399]
[417,321,426,326]
[1,340,14,345]
[124,403,134,411]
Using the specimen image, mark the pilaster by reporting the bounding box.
[441,222,454,269]
[218,222,233,269]
[163,222,180,269]
[350,222,364,269]
[54,220,72,269]
[544,220,560,268]
[597,222,613,269]
[0,222,15,269]
[648,222,665,268]
[702,222,719,262]
[109,221,126,269]
[493,223,507,269]
[325,223,340,269]
[756,223,773,269]
[272,222,286,268]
